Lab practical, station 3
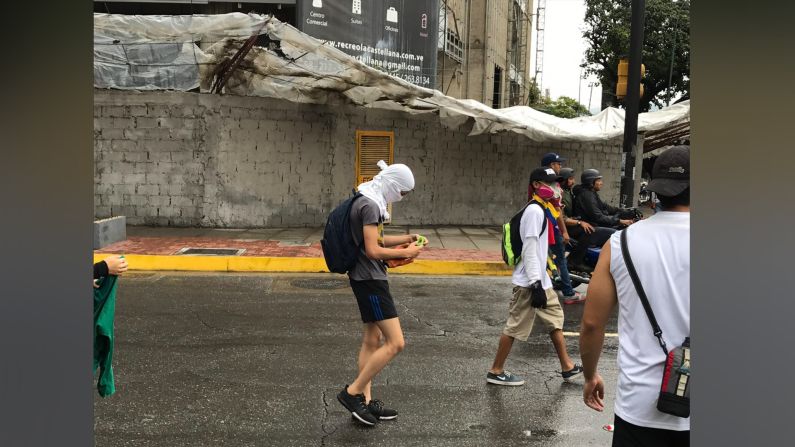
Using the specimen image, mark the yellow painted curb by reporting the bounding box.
[93,253,511,276]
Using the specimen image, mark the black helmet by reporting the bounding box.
[581,169,603,187]
[558,167,575,181]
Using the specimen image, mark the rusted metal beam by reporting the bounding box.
[644,122,690,139]
[645,126,690,145]
[643,130,691,152]
[211,17,270,95]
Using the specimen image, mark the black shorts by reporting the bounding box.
[349,279,398,323]
[612,415,689,447]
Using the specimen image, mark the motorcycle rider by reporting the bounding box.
[572,169,637,230]
[559,168,616,273]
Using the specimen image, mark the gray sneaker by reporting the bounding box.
[486,370,525,386]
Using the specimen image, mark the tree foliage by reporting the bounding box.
[582,0,690,111]
[532,95,591,118]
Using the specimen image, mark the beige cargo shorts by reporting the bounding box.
[502,285,564,341]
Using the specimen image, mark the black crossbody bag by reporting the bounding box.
[620,229,691,418]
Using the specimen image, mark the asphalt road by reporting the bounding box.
[94,272,619,446]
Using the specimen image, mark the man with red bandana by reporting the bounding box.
[486,167,584,386]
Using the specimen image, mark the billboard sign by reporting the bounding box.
[297,0,439,89]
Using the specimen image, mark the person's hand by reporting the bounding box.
[529,281,547,308]
[583,373,605,412]
[403,242,424,259]
[563,232,571,245]
[580,221,595,234]
[104,255,128,276]
[619,219,634,227]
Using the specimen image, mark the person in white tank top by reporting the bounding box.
[579,146,690,446]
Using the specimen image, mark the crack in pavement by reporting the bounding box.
[320,390,337,446]
[543,375,556,394]
[398,299,547,380]
[397,301,447,336]
[192,311,225,331]
[466,333,550,382]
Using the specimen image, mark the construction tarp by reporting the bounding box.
[94,12,690,144]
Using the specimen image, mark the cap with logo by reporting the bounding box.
[530,167,559,183]
[647,146,690,196]
[541,152,566,166]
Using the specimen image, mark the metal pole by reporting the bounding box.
[666,40,676,106]
[666,15,678,106]
[464,0,471,99]
[483,0,490,105]
[619,0,646,208]
[441,2,446,91]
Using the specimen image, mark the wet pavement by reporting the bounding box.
[94,273,618,446]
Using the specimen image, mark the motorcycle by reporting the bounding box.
[548,207,644,289]
[639,180,651,205]
[548,244,597,289]
[639,180,662,214]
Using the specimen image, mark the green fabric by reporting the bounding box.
[94,275,118,397]
[561,188,574,218]
[502,222,518,266]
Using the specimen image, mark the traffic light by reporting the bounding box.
[616,58,645,100]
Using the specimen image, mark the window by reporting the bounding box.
[438,2,464,63]
[355,130,394,187]
[445,29,464,63]
[355,130,395,220]
[492,65,503,109]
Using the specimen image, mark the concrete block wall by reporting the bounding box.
[94,90,623,227]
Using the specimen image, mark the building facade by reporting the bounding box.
[94,90,623,228]
[437,0,534,108]
[95,0,535,108]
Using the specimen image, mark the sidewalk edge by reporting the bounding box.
[93,253,511,276]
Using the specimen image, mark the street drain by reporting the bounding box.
[290,278,348,290]
[176,248,246,256]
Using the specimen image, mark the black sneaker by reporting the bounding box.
[367,399,398,420]
[337,386,377,426]
[561,364,584,381]
[486,370,525,386]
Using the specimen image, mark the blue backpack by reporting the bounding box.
[321,191,365,274]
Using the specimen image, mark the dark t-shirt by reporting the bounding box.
[348,197,388,281]
[561,188,574,218]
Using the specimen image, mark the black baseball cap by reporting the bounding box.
[647,146,690,196]
[541,152,566,166]
[530,167,559,183]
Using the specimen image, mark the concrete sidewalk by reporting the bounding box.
[94,225,510,275]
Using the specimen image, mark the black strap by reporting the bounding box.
[620,229,669,356]
[528,200,548,237]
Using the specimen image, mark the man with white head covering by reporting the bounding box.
[336,160,428,426]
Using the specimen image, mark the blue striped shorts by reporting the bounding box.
[349,279,398,323]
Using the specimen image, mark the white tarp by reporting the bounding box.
[94,13,690,143]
